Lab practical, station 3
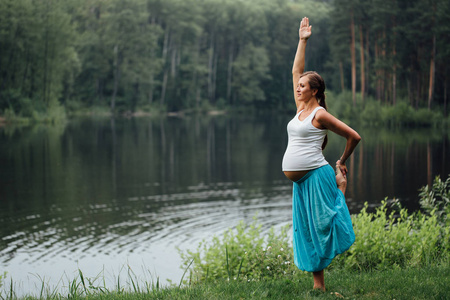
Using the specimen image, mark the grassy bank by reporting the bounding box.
[3,264,448,299]
[99,265,450,300]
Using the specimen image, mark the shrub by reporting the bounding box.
[381,102,414,126]
[332,200,446,270]
[360,99,382,126]
[178,218,298,283]
[413,108,443,127]
[419,174,450,226]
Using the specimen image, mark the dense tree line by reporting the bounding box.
[0,0,448,118]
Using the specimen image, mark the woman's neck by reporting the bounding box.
[302,98,319,112]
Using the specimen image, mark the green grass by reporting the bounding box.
[9,264,447,299]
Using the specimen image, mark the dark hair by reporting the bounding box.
[300,71,328,149]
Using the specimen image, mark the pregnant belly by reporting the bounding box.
[283,170,309,182]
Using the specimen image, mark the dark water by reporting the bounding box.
[0,114,449,295]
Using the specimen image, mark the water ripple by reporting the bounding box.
[0,181,293,295]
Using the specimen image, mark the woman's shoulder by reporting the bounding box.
[314,108,334,123]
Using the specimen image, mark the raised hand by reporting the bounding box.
[299,17,312,40]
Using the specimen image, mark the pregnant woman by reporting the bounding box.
[282,17,361,291]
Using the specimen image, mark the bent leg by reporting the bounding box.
[335,162,347,195]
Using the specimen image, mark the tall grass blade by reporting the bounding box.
[39,280,45,299]
[117,275,121,294]
[237,256,245,280]
[79,269,88,295]
[9,278,13,300]
[127,266,140,294]
[179,258,194,288]
[226,245,231,280]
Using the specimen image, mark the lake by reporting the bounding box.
[0,113,449,296]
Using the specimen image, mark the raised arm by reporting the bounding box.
[292,17,312,110]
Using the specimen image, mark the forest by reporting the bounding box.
[0,0,449,121]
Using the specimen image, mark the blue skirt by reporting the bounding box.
[292,164,355,272]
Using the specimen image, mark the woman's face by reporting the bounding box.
[297,76,317,102]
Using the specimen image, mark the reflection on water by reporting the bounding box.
[0,115,448,295]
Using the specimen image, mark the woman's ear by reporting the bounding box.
[312,89,318,96]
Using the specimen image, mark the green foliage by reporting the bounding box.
[180,176,450,281]
[232,44,271,105]
[0,0,449,117]
[178,218,298,283]
[327,94,446,128]
[327,91,361,125]
[333,200,447,270]
[419,174,450,226]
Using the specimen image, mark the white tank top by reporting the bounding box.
[282,106,328,171]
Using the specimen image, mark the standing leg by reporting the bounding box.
[313,270,325,291]
[311,165,347,291]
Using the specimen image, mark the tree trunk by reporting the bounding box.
[392,45,397,105]
[148,73,154,105]
[208,33,215,101]
[111,44,121,112]
[375,41,381,101]
[350,11,356,106]
[392,16,397,105]
[212,51,218,103]
[428,34,436,110]
[21,47,30,93]
[444,78,448,117]
[160,69,168,106]
[159,29,170,107]
[381,30,387,103]
[192,36,201,109]
[162,30,169,61]
[415,72,420,109]
[365,29,370,98]
[359,25,365,102]
[339,61,345,92]
[96,78,103,104]
[226,42,234,103]
[170,45,176,78]
[43,9,49,105]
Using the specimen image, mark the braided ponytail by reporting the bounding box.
[300,71,328,149]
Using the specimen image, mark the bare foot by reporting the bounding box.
[335,162,347,195]
[313,285,326,292]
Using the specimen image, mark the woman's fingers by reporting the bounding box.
[336,160,347,177]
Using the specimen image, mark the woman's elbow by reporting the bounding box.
[347,131,361,144]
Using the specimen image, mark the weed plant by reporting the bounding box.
[178,219,298,283]
[419,174,450,226]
